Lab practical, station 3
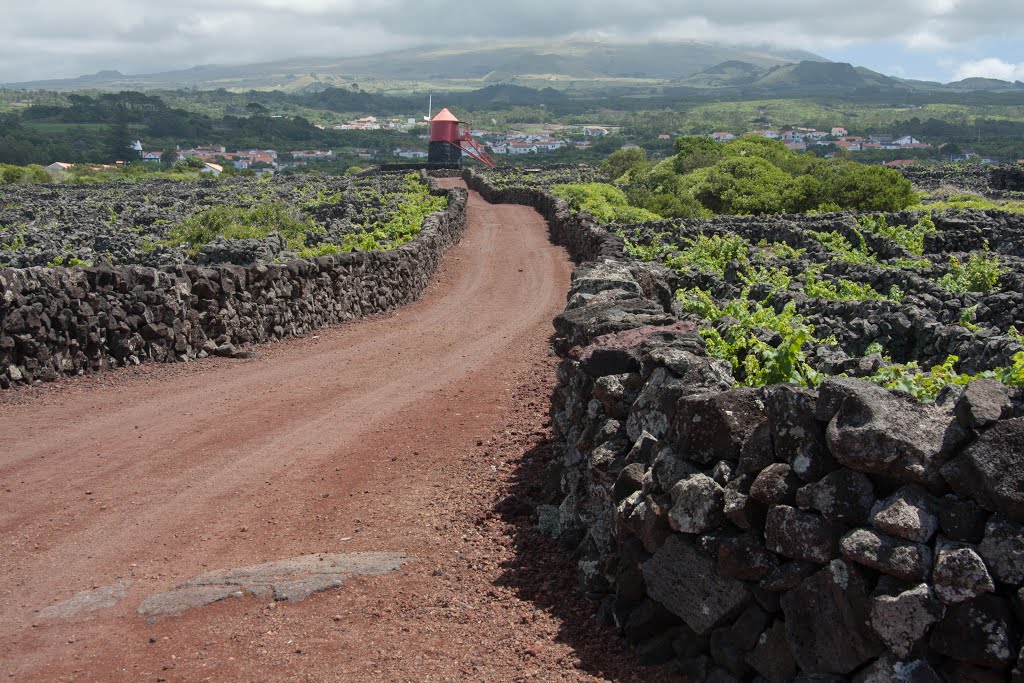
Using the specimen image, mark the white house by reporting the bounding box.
[140,151,163,162]
[507,142,537,155]
[45,162,74,176]
[394,148,428,159]
[831,127,849,137]
[711,132,735,142]
[200,162,223,176]
[533,139,565,152]
[583,126,608,137]
[894,135,924,146]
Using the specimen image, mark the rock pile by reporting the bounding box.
[466,168,1024,681]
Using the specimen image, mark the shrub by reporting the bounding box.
[694,156,801,215]
[938,249,1003,293]
[858,214,936,255]
[552,183,661,224]
[677,287,825,387]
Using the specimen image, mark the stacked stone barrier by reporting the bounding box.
[466,168,1024,681]
[0,175,467,387]
[897,163,1024,197]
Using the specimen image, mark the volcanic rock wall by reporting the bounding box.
[898,163,1024,196]
[465,169,1024,681]
[0,177,467,387]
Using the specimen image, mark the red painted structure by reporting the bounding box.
[428,108,495,168]
[429,108,461,144]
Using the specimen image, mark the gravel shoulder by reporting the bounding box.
[0,181,677,681]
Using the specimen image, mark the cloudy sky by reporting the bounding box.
[1,0,1022,84]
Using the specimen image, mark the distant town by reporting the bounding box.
[41,110,1019,175]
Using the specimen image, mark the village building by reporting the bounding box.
[393,148,428,159]
[200,162,223,176]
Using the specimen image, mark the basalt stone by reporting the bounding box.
[568,259,645,298]
[930,595,1019,670]
[955,379,1013,429]
[840,528,933,581]
[613,463,645,503]
[579,346,640,378]
[626,495,672,554]
[938,495,989,544]
[750,463,801,506]
[744,620,797,683]
[673,655,713,681]
[795,469,875,525]
[624,431,659,466]
[711,460,733,487]
[869,583,945,658]
[554,296,675,352]
[978,516,1024,585]
[723,486,763,531]
[625,368,687,441]
[760,561,817,592]
[822,378,969,488]
[938,661,1009,683]
[781,559,883,674]
[870,485,939,544]
[763,384,834,482]
[649,446,697,494]
[853,655,942,683]
[667,474,725,534]
[670,388,765,465]
[622,597,682,645]
[717,534,778,581]
[765,506,842,564]
[737,422,776,476]
[593,373,630,418]
[642,535,751,635]
[636,326,712,379]
[636,628,684,667]
[710,627,752,678]
[942,418,1024,522]
[730,604,771,651]
[932,540,996,605]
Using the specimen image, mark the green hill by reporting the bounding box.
[3,39,825,93]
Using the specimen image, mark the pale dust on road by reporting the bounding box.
[0,180,680,682]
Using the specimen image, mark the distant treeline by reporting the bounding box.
[2,85,1024,167]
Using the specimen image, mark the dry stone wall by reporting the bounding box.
[468,170,1024,682]
[897,164,1024,197]
[0,176,467,387]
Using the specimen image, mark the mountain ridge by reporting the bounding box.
[1,39,826,92]
[4,39,1023,97]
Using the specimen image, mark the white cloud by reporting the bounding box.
[0,0,1022,83]
[904,30,951,50]
[953,58,1024,82]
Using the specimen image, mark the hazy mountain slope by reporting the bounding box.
[3,39,826,92]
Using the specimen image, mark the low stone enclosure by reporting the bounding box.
[0,173,467,387]
[897,163,1024,198]
[464,167,1024,681]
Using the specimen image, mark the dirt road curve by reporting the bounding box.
[0,181,677,682]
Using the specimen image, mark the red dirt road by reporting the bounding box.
[0,182,678,682]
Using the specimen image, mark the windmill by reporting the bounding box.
[428,107,495,168]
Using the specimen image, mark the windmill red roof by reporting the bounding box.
[431,108,459,122]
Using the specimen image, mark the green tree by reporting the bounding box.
[161,146,178,166]
[602,147,648,181]
[695,156,801,215]
[106,104,133,163]
[673,136,725,174]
